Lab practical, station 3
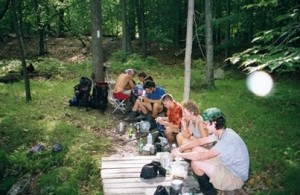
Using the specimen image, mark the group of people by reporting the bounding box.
[112,68,250,195]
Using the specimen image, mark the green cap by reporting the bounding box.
[202,107,225,122]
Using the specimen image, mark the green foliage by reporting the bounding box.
[190,59,206,90]
[228,8,300,74]
[109,51,162,74]
[1,40,300,195]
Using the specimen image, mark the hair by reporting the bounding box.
[144,75,153,82]
[161,93,174,102]
[181,100,199,116]
[143,80,156,89]
[125,68,134,75]
[138,72,147,78]
[212,116,226,130]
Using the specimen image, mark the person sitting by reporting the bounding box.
[176,100,209,151]
[113,68,135,101]
[137,72,154,84]
[172,108,250,195]
[125,80,165,121]
[155,94,182,145]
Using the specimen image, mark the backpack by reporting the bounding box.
[89,81,109,112]
[69,77,92,107]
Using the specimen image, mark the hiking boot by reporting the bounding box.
[196,174,217,195]
[124,111,138,121]
[135,113,147,122]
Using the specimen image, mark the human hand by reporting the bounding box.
[171,148,181,158]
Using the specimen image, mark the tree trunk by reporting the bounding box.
[183,0,194,101]
[224,0,231,65]
[91,0,104,82]
[205,0,215,89]
[121,0,128,52]
[58,0,65,37]
[11,0,31,101]
[34,0,46,56]
[0,0,11,20]
[140,0,146,57]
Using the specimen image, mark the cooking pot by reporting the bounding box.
[170,160,189,179]
[139,120,150,132]
[116,121,126,135]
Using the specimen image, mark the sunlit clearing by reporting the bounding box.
[246,71,273,97]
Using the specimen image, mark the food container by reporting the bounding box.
[116,121,126,135]
[170,160,189,179]
[159,152,171,170]
[170,179,183,195]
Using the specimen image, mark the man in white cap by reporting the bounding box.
[113,69,135,100]
[172,107,249,195]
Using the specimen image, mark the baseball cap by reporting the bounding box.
[202,107,225,122]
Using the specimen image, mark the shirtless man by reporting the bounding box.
[113,69,135,100]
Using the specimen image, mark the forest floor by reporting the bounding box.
[0,36,178,157]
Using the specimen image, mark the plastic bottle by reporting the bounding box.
[137,138,144,154]
[171,143,177,151]
[128,123,134,139]
[147,133,153,145]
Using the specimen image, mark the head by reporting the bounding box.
[181,100,200,120]
[137,72,147,82]
[125,69,134,77]
[202,107,226,131]
[143,80,156,94]
[144,75,153,83]
[161,94,174,109]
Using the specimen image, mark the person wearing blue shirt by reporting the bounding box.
[125,80,165,122]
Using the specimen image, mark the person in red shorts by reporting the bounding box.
[113,69,135,100]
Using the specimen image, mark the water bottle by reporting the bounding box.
[128,123,134,139]
[147,133,153,145]
[137,138,143,154]
[171,143,177,151]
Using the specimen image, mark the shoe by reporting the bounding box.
[124,111,138,121]
[135,113,147,122]
[197,174,217,195]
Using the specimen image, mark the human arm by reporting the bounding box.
[172,147,219,161]
[177,135,216,152]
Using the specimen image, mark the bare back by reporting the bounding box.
[113,73,134,93]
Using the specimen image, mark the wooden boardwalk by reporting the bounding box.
[101,154,198,195]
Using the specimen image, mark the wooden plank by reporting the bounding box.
[102,155,158,161]
[100,155,198,195]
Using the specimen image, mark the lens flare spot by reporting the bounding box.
[246,71,273,97]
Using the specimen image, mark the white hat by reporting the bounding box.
[125,68,134,75]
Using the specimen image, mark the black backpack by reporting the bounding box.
[69,77,92,107]
[89,81,109,112]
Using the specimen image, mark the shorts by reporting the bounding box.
[113,92,130,100]
[208,157,244,191]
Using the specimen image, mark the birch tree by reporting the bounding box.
[183,0,194,101]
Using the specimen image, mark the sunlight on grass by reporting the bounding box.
[1,54,299,194]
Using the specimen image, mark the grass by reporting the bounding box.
[1,54,300,194]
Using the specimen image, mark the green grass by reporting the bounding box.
[0,55,300,194]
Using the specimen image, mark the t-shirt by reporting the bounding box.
[212,128,249,181]
[166,101,182,128]
[189,115,203,138]
[146,87,165,100]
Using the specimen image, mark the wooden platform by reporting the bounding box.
[101,154,198,195]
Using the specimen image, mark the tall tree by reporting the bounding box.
[205,0,215,89]
[136,0,146,57]
[91,0,104,81]
[11,0,31,101]
[183,0,194,101]
[121,0,130,52]
[34,0,46,56]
